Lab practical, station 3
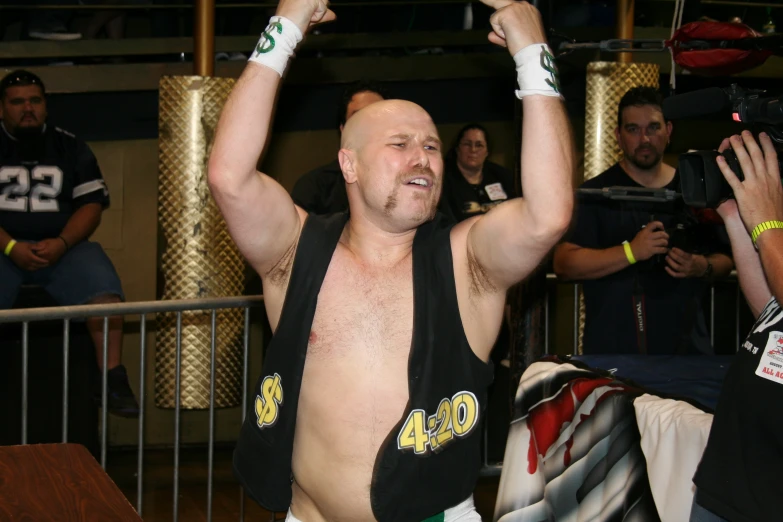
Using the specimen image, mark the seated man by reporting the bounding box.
[0,70,138,417]
[290,80,386,215]
[554,87,734,355]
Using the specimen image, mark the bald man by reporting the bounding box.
[208,0,573,520]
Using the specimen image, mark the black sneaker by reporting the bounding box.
[104,364,140,418]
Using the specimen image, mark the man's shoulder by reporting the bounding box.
[305,159,342,178]
[294,159,342,191]
[0,127,11,153]
[48,125,90,150]
[580,163,625,189]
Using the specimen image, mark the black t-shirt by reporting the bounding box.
[568,163,729,355]
[290,160,347,215]
[0,124,109,240]
[694,297,783,522]
[442,160,516,222]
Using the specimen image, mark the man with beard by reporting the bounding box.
[0,70,138,417]
[209,0,573,519]
[554,86,734,355]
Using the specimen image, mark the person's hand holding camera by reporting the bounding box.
[717,131,783,240]
[629,220,669,262]
[665,248,708,279]
[712,130,782,316]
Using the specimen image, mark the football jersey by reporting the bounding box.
[0,123,109,240]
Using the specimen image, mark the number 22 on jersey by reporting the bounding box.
[0,165,64,212]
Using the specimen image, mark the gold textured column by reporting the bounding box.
[155,76,246,408]
[578,61,659,353]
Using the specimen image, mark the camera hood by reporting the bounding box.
[678,150,741,208]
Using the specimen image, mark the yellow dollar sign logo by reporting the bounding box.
[256,21,283,54]
[540,47,561,94]
[255,373,283,428]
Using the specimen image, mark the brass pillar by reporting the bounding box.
[616,0,634,63]
[194,0,216,76]
[156,76,245,409]
[156,0,241,409]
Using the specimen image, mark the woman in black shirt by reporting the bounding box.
[441,123,516,223]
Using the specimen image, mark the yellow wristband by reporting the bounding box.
[623,240,637,265]
[751,220,783,245]
[4,239,17,256]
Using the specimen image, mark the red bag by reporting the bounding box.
[667,21,773,76]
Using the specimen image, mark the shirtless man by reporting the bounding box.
[208,0,573,520]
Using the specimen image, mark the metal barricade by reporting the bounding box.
[0,296,262,521]
[538,272,743,356]
[0,276,746,517]
[478,272,745,476]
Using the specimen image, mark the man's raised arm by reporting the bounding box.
[463,0,574,290]
[208,0,334,276]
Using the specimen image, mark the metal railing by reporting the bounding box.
[541,272,744,356]
[0,276,745,517]
[0,295,262,521]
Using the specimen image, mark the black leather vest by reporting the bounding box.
[233,212,494,521]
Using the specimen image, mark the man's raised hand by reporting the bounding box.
[276,0,335,34]
[479,0,547,55]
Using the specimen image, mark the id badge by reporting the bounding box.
[755,331,783,384]
[484,182,508,202]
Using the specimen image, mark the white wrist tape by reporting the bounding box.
[248,16,303,77]
[514,43,562,100]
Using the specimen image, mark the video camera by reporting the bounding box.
[574,84,782,259]
[574,188,707,266]
[663,84,783,209]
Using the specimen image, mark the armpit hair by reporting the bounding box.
[265,239,298,287]
[467,246,498,296]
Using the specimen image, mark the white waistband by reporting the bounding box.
[285,495,479,522]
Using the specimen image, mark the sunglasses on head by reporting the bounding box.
[1,71,45,98]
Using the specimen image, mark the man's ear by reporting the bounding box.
[615,126,621,144]
[339,149,357,184]
[666,120,673,141]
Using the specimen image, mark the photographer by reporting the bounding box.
[554,87,734,355]
[691,131,783,522]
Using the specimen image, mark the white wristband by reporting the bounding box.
[513,43,562,100]
[248,16,303,77]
